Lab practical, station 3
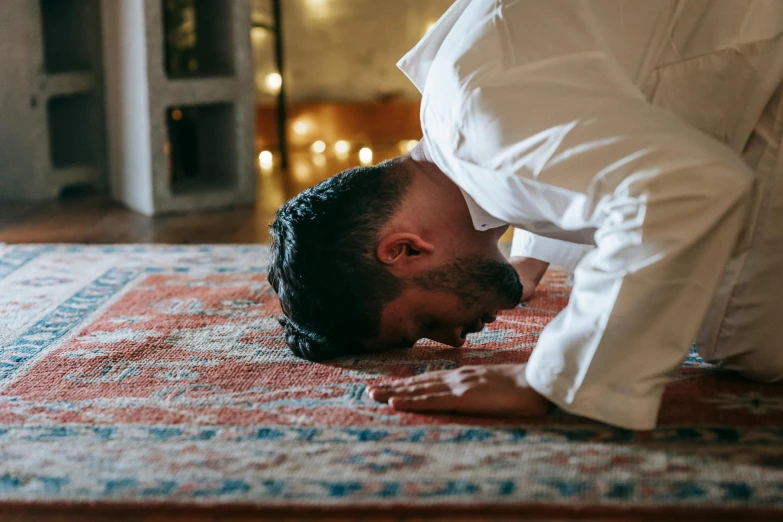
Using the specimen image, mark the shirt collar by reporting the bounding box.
[458,188,508,232]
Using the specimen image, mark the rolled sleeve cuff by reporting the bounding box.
[525,361,662,431]
[510,230,593,272]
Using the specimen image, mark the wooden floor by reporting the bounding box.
[0,143,412,245]
[0,194,266,244]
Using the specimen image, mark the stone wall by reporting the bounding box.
[0,0,105,200]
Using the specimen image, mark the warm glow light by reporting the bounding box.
[251,27,268,42]
[399,139,419,154]
[425,21,437,33]
[293,163,311,182]
[334,140,350,154]
[259,150,273,169]
[171,109,183,121]
[265,72,282,92]
[359,147,373,165]
[312,153,326,167]
[311,140,326,153]
[293,121,309,136]
[305,0,329,19]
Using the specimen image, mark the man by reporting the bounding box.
[268,0,783,430]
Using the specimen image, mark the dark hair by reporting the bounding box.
[267,158,413,361]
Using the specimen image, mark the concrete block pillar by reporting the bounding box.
[0,0,106,201]
[101,0,256,216]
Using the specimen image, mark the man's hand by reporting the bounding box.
[367,364,551,417]
[509,257,550,302]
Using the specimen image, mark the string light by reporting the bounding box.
[265,72,282,92]
[293,163,311,182]
[399,139,419,154]
[259,150,273,169]
[359,147,373,165]
[334,140,350,154]
[293,121,309,136]
[251,27,268,42]
[311,140,326,153]
[305,0,329,19]
[171,109,183,121]
[312,154,326,167]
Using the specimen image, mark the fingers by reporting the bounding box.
[397,370,450,386]
[389,392,461,412]
[368,382,450,402]
[367,370,450,402]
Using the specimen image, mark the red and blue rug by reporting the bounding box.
[0,244,782,514]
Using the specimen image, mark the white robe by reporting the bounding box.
[397,0,783,430]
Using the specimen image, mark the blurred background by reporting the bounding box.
[0,0,455,243]
[248,0,450,218]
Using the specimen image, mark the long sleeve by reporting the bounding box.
[510,229,593,272]
[525,161,751,430]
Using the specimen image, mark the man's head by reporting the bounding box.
[268,149,522,361]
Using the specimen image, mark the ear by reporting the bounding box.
[376,232,435,266]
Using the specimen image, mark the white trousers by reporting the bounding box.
[695,85,783,382]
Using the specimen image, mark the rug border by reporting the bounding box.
[0,499,781,520]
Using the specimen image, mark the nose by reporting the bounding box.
[429,325,467,348]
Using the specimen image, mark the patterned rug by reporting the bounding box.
[1,244,782,515]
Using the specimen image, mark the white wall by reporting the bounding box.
[252,0,454,102]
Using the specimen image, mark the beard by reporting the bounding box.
[413,255,523,309]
